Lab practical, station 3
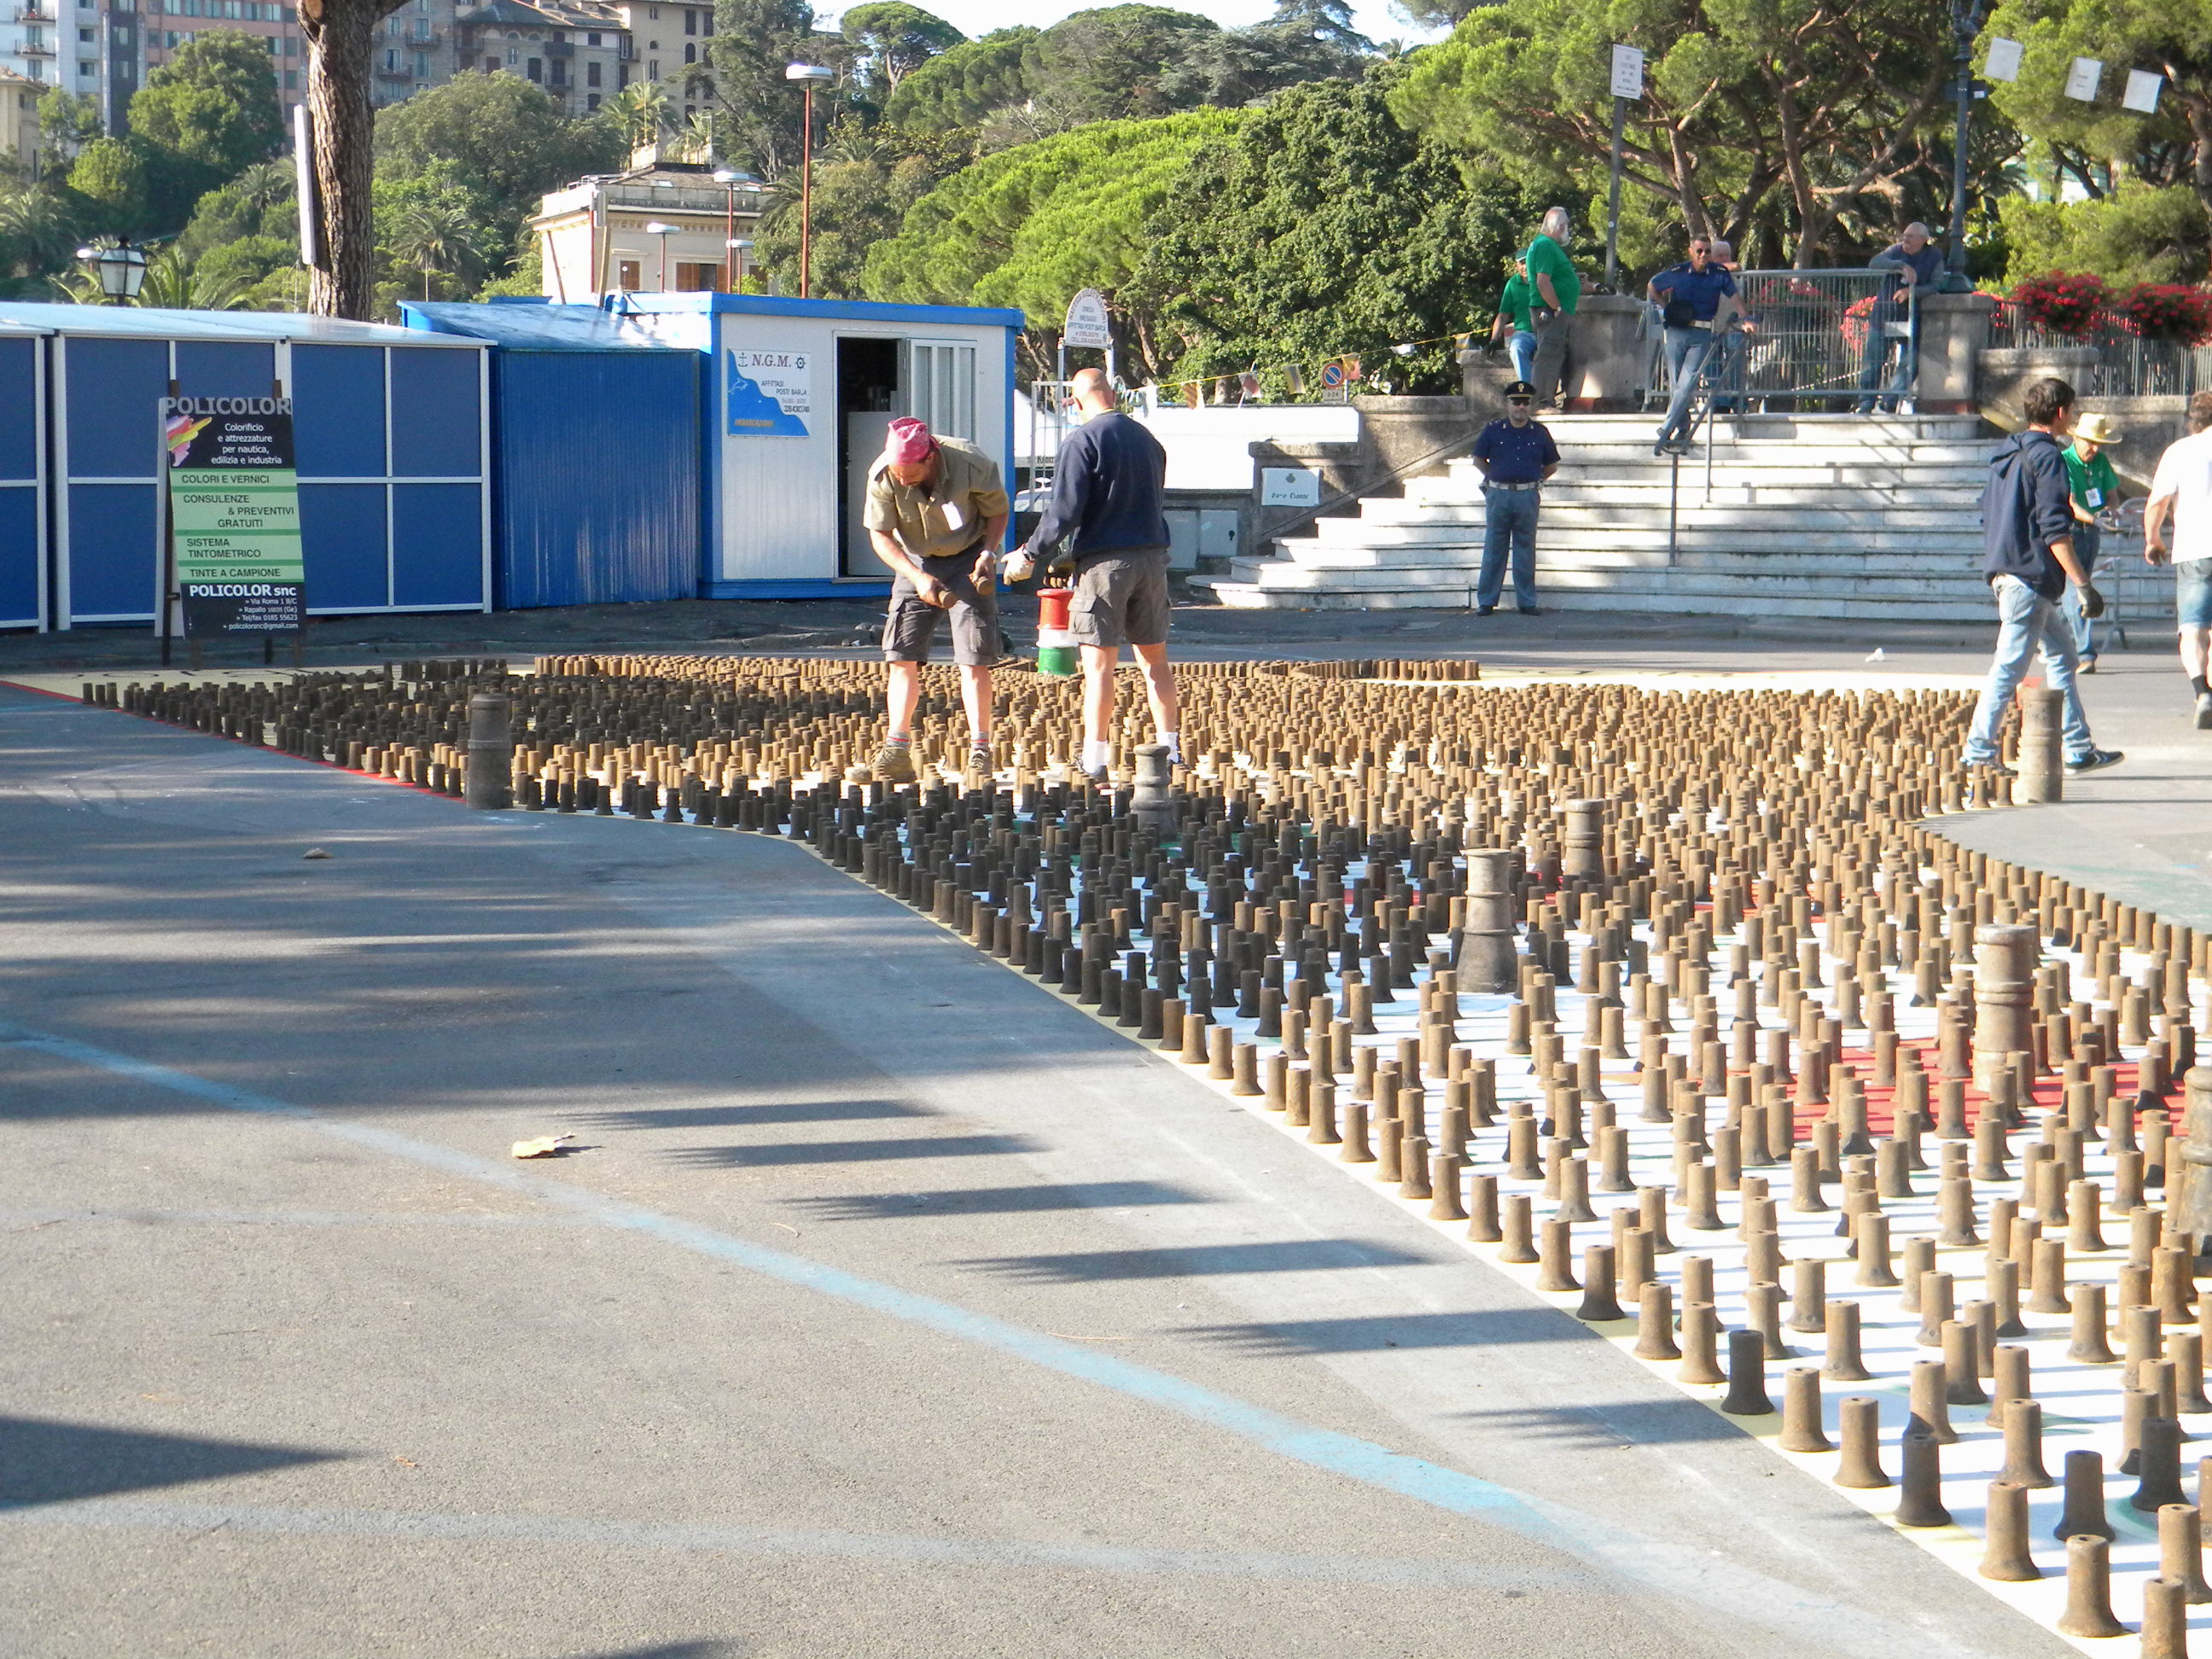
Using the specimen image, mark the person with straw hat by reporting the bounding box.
[863,415,1010,784]
[2064,411,2123,671]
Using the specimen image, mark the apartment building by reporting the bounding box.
[597,0,710,119]
[451,0,628,114]
[0,66,41,174]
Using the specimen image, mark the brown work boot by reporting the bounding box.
[870,741,918,784]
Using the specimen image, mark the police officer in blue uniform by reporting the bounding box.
[1470,379,1561,615]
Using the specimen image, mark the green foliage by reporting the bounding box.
[65,137,150,236]
[374,71,623,253]
[882,27,1036,133]
[373,160,499,303]
[841,3,964,102]
[1391,0,1960,265]
[1128,66,1529,393]
[1982,0,2212,200]
[478,225,544,297]
[755,148,940,298]
[1158,0,1369,108]
[864,108,1232,375]
[704,0,831,175]
[0,185,79,292]
[130,32,285,201]
[193,232,298,301]
[1018,6,1220,127]
[603,83,670,150]
[1997,183,2209,288]
[178,158,295,259]
[36,89,102,154]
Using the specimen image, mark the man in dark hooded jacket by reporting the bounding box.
[1962,376,2122,775]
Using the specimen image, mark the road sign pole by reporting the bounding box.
[1605,95,1626,293]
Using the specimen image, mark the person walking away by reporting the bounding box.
[1963,377,2122,777]
[2144,389,2212,728]
[864,416,1010,784]
[2062,412,2122,671]
[1525,207,1580,410]
[1019,366,1179,783]
[1855,223,1943,415]
[1470,379,1560,616]
[1647,233,1739,455]
[1491,257,1538,386]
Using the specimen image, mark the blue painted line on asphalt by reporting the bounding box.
[0,1016,2019,1657]
[0,1019,1545,1531]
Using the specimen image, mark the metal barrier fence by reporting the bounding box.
[1986,300,2212,399]
[1637,269,1912,414]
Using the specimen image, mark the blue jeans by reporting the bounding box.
[1964,574,2096,764]
[1478,486,1540,609]
[1657,327,1714,445]
[2064,518,2102,659]
[1856,320,1918,413]
[1507,330,1537,384]
[1709,329,1748,413]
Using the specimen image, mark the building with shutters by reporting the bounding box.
[529,152,767,302]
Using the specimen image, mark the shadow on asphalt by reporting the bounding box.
[783,1182,1214,1220]
[1186,1308,1586,1353]
[0,1414,345,1505]
[950,1239,1441,1283]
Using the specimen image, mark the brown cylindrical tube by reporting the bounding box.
[1576,1243,1626,1322]
[2056,1534,2127,1639]
[1822,1300,1872,1382]
[1907,1359,1957,1445]
[1633,1281,1680,1361]
[2053,1449,2117,1542]
[1778,1366,1830,1452]
[1999,1399,2053,1489]
[1464,1172,1502,1243]
[1720,1328,1773,1416]
[1536,1217,1580,1292]
[1895,1432,1951,1528]
[2070,1284,2119,1364]
[1834,1396,1889,1488]
[2158,1503,2212,1604]
[2136,1415,2190,1512]
[1979,1480,2040,1581]
[1679,1301,1726,1386]
[2140,1576,2192,1659]
[1499,1192,1538,1263]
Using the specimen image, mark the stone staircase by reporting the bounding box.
[1198,413,2005,620]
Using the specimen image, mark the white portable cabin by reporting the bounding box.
[614,292,1023,597]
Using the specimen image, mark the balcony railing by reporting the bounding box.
[1988,297,2212,399]
[602,184,767,213]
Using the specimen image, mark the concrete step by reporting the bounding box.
[1231,554,1995,593]
[1332,504,1982,535]
[1284,528,1986,560]
[1417,471,1990,501]
[1196,577,1995,620]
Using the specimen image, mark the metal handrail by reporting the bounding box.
[1260,427,1488,550]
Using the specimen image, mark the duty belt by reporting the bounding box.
[1486,480,1542,492]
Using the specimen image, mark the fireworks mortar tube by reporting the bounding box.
[1035,587,1079,677]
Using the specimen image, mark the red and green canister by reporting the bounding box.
[1036,587,1078,676]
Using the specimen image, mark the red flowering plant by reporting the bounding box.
[2010,272,2110,335]
[1840,293,1877,354]
[2116,284,2212,345]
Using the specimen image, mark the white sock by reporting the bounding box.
[1081,738,1110,771]
[887,731,911,746]
[1161,731,1180,764]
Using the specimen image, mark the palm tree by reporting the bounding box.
[667,108,718,164]
[0,186,77,281]
[605,83,668,152]
[230,158,296,215]
[131,247,247,310]
[387,197,481,300]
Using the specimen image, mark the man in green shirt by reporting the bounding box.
[1524,206,1580,408]
[1490,257,1538,385]
[2062,412,2122,669]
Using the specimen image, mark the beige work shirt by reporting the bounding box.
[863,438,1010,562]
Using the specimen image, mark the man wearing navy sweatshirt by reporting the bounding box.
[1964,376,2122,776]
[1022,367,1180,782]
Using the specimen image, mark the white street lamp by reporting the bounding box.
[642,220,678,290]
[712,168,759,292]
[727,236,754,293]
[784,62,834,298]
[76,237,148,302]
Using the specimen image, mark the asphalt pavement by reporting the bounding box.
[0,684,2082,1659]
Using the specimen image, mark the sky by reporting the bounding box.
[816,0,1451,55]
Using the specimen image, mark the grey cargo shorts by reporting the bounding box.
[882,548,1002,666]
[1068,546,1171,649]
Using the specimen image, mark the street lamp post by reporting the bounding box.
[711,167,758,293]
[75,237,148,303]
[728,236,754,294]
[1946,0,1988,283]
[643,220,677,290]
[784,63,833,299]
